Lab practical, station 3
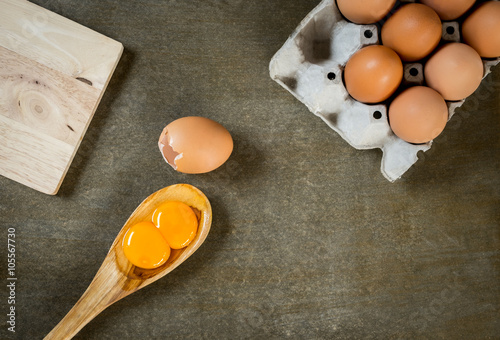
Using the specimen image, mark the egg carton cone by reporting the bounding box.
[269,0,500,182]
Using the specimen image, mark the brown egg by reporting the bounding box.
[344,45,403,103]
[419,0,476,20]
[337,0,396,24]
[158,116,233,174]
[381,3,442,61]
[389,86,448,144]
[462,1,500,58]
[425,43,483,101]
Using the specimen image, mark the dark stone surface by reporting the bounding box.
[1,0,499,339]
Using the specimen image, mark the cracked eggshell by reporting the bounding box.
[158,116,233,174]
[269,0,500,182]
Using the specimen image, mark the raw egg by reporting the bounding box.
[381,3,442,61]
[152,201,198,249]
[159,116,233,174]
[344,45,403,103]
[419,0,476,21]
[337,0,396,24]
[425,43,483,101]
[122,200,200,269]
[122,221,171,269]
[462,1,500,58]
[389,86,448,144]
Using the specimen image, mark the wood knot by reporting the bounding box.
[76,77,93,86]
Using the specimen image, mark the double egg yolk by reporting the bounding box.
[122,201,198,269]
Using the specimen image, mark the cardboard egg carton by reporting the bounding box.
[269,0,500,181]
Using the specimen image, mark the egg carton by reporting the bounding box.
[269,0,500,182]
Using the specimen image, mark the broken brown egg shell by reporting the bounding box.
[158,116,234,174]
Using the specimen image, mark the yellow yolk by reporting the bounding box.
[122,201,199,269]
[152,201,198,249]
[122,221,171,269]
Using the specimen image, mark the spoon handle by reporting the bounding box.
[44,260,126,340]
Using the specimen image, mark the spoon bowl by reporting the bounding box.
[44,184,212,340]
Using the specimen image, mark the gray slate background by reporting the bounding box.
[1,0,499,339]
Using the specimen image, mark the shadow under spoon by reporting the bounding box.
[44,184,212,340]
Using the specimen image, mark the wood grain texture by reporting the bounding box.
[0,46,101,146]
[44,184,212,340]
[0,0,123,90]
[0,0,122,195]
[0,114,73,190]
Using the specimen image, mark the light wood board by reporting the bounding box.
[0,0,123,194]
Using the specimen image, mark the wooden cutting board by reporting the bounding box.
[0,0,123,195]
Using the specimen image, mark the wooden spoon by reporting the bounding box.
[44,184,212,340]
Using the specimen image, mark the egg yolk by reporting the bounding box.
[122,221,171,269]
[152,201,198,249]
